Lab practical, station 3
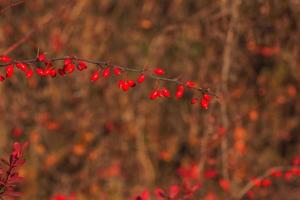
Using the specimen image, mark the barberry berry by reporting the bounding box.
[153,68,165,75]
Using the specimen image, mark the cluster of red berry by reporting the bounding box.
[245,162,300,199]
[135,183,201,200]
[247,41,280,58]
[0,54,213,109]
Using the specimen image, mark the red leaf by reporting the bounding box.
[8,175,24,184]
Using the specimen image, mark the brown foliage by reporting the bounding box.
[0,0,300,199]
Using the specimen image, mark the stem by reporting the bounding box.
[0,163,14,196]
[0,0,25,15]
[0,56,216,96]
[235,166,299,199]
[220,0,241,183]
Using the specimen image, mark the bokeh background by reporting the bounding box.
[0,0,300,199]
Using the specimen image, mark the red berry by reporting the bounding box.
[293,157,300,165]
[203,94,211,101]
[175,91,183,99]
[36,68,45,76]
[271,169,282,177]
[11,127,23,137]
[285,171,293,181]
[122,82,130,91]
[44,68,52,76]
[5,65,14,78]
[204,169,218,179]
[113,67,122,76]
[247,191,254,199]
[37,53,46,62]
[261,179,272,187]
[150,90,159,100]
[161,88,170,97]
[128,80,136,87]
[186,81,196,88]
[252,178,262,187]
[64,64,75,73]
[118,80,129,91]
[102,67,110,78]
[153,68,165,75]
[175,85,184,99]
[0,75,5,82]
[50,69,57,77]
[64,58,72,66]
[16,63,27,72]
[77,61,87,71]
[200,98,208,109]
[118,80,125,89]
[25,69,34,78]
[291,167,300,176]
[157,90,164,97]
[169,185,180,199]
[136,190,150,200]
[0,55,11,62]
[191,98,198,104]
[219,179,230,192]
[177,84,184,92]
[200,94,211,109]
[137,74,145,83]
[90,70,100,81]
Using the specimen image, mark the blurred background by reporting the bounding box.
[0,0,300,199]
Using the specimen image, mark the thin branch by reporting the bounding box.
[0,0,25,15]
[220,0,241,181]
[1,2,74,55]
[2,30,35,55]
[235,166,299,199]
[0,56,216,96]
